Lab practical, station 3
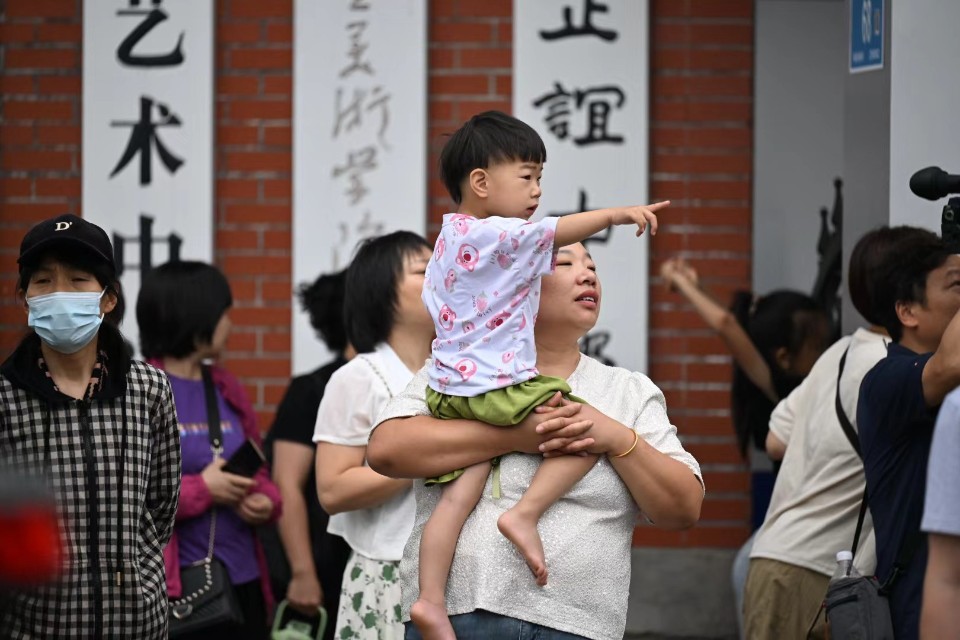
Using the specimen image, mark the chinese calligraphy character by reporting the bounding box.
[112,214,183,282]
[350,0,371,9]
[116,0,185,67]
[533,82,626,146]
[540,0,619,42]
[332,211,384,268]
[332,146,378,205]
[110,96,184,186]
[550,189,611,246]
[332,86,392,149]
[580,331,616,366]
[340,21,374,78]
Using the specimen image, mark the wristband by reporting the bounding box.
[612,430,639,458]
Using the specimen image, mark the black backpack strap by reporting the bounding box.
[835,347,861,457]
[201,364,224,454]
[835,346,868,558]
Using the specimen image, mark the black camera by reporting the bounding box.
[942,199,960,254]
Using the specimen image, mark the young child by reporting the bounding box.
[411,110,668,639]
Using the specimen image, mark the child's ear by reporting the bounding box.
[774,346,791,372]
[468,168,488,200]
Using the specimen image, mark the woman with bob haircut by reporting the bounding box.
[0,214,181,639]
[313,231,435,640]
[137,260,282,640]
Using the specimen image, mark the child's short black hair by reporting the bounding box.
[439,110,547,205]
[344,231,431,354]
[136,261,233,359]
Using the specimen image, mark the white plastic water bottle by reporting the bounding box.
[830,550,861,581]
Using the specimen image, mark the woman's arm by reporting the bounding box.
[315,442,411,515]
[586,405,703,529]
[922,533,960,640]
[367,399,595,479]
[273,440,324,612]
[661,258,777,402]
[148,378,182,543]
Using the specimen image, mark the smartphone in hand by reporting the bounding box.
[222,438,267,478]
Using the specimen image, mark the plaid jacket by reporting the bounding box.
[0,327,181,639]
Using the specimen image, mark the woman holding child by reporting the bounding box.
[367,111,703,640]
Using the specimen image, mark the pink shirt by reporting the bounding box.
[423,213,558,397]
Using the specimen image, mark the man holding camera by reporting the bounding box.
[857,229,960,640]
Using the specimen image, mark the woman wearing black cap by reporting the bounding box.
[0,214,181,639]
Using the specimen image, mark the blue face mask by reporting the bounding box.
[27,290,106,354]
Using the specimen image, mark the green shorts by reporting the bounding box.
[425,375,586,491]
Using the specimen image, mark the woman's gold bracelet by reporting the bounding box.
[612,430,640,458]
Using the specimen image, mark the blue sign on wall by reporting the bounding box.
[850,0,884,72]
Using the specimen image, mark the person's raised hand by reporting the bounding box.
[610,201,669,237]
[660,257,699,292]
[201,457,255,506]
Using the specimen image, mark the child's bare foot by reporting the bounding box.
[498,508,548,586]
[411,598,456,640]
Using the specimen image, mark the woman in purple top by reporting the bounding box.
[137,261,282,640]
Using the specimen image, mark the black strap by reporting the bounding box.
[835,344,922,592]
[201,364,223,453]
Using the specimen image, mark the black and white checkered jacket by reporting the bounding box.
[0,327,181,639]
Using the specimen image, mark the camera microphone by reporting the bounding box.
[909,166,960,201]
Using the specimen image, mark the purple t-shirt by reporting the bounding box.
[168,374,260,585]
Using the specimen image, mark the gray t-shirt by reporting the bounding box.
[922,386,960,536]
[374,354,702,640]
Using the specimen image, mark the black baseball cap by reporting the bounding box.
[18,214,117,276]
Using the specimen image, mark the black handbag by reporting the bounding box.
[168,365,244,637]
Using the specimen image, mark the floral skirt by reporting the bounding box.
[335,550,403,640]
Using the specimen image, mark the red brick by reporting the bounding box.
[263,230,291,250]
[229,99,291,121]
[685,443,743,465]
[0,179,32,198]
[684,101,752,123]
[229,278,257,302]
[226,331,257,353]
[701,499,750,522]
[430,22,493,44]
[3,202,72,221]
[431,73,490,96]
[429,48,456,70]
[262,75,292,95]
[36,76,81,95]
[230,307,291,328]
[223,203,291,224]
[0,126,34,146]
[37,126,80,145]
[690,0,753,19]
[230,48,292,70]
[689,24,753,46]
[230,0,293,19]
[263,383,289,405]
[689,50,754,71]
[653,24,689,45]
[687,232,751,253]
[224,151,292,173]
[218,23,261,44]
[456,100,511,119]
[689,75,752,97]
[262,332,291,352]
[430,0,456,18]
[701,471,750,493]
[684,207,751,227]
[655,153,752,174]
[266,24,293,43]
[5,49,79,70]
[4,100,74,121]
[652,0,691,18]
[458,0,510,17]
[218,75,260,95]
[219,125,259,146]
[687,180,751,201]
[1,150,72,171]
[0,24,36,43]
[218,229,260,250]
[7,0,76,18]
[459,48,512,69]
[689,127,752,148]
[35,178,80,197]
[674,415,737,437]
[262,179,291,200]
[227,357,292,378]
[262,125,291,147]
[496,22,512,44]
[429,100,455,123]
[221,254,289,276]
[0,75,35,94]
[36,24,82,42]
[261,280,293,302]
[217,178,259,199]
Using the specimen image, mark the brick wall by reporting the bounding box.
[0,0,754,549]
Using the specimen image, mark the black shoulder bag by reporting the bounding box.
[820,347,897,639]
[168,365,244,636]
